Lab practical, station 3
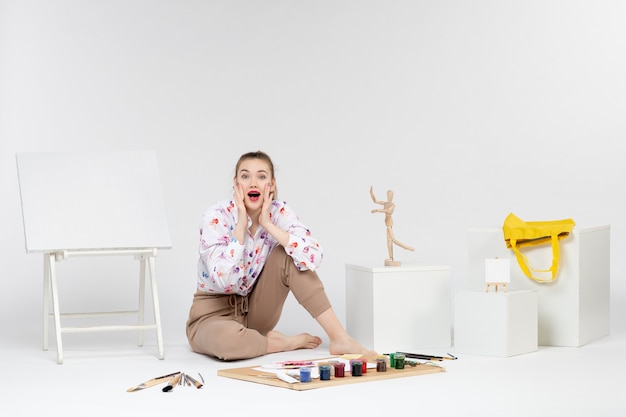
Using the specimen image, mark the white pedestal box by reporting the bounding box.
[454,290,538,357]
[345,264,451,353]
[468,226,610,347]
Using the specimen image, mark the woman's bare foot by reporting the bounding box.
[329,335,378,359]
[313,308,378,359]
[266,330,322,354]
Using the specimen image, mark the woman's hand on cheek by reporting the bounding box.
[258,183,273,227]
[233,182,247,216]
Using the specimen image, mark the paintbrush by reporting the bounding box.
[127,372,181,392]
[162,372,183,392]
[394,352,458,361]
[184,373,203,389]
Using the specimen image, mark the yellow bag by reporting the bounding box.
[502,213,576,283]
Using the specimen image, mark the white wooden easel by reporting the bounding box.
[17,150,172,364]
[42,249,164,364]
[485,258,511,294]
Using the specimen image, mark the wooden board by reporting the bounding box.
[217,358,445,391]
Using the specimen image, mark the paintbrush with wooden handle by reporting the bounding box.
[126,372,180,392]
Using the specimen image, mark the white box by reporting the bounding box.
[454,290,538,357]
[468,226,610,347]
[345,264,451,353]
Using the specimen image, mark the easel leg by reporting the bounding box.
[137,257,146,347]
[47,253,64,364]
[486,282,508,293]
[43,254,50,351]
[148,255,164,360]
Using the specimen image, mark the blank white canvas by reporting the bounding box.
[16,150,172,252]
[485,258,511,283]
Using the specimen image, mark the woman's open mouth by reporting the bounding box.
[248,191,261,202]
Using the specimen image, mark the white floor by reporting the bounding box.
[2,331,624,416]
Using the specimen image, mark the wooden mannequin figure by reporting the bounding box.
[370,186,415,266]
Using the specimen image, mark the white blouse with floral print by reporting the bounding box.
[196,198,324,296]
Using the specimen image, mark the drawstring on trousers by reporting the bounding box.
[228,294,249,326]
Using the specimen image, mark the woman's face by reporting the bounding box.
[234,158,275,209]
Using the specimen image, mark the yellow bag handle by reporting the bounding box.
[503,213,575,283]
[508,234,560,283]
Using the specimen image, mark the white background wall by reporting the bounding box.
[1,0,624,350]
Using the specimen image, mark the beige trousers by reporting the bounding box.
[186,246,331,361]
